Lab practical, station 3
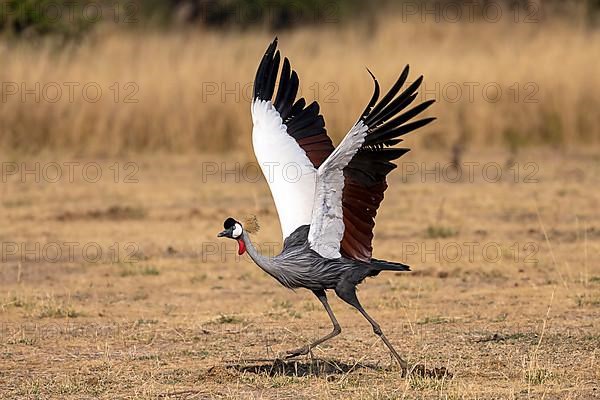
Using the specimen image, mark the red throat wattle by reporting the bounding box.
[237,239,246,255]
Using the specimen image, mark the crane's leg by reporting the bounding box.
[335,281,409,374]
[285,289,341,358]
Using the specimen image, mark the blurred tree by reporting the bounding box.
[163,0,360,29]
[589,0,600,24]
[1,0,599,38]
[0,0,95,37]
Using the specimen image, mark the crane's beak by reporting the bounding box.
[217,227,232,238]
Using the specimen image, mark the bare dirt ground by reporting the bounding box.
[1,150,599,399]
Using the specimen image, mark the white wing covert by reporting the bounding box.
[251,38,335,241]
[307,122,368,258]
[308,68,436,260]
[251,100,317,239]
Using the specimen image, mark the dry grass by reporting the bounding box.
[1,149,599,398]
[1,10,599,397]
[1,14,600,156]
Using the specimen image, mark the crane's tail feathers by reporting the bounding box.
[370,258,411,272]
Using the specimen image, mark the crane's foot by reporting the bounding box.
[284,345,310,358]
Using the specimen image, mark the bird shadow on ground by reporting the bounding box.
[226,358,382,377]
[224,358,451,379]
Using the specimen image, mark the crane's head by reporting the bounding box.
[217,217,246,255]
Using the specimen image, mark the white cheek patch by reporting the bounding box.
[232,223,243,238]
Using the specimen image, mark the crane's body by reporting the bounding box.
[217,38,435,375]
[243,225,409,291]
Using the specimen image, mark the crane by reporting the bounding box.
[217,38,435,375]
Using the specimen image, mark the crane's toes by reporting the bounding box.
[285,346,309,358]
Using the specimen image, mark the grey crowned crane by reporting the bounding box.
[218,38,435,374]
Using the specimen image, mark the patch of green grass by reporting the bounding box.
[5,294,84,319]
[119,263,137,277]
[302,301,318,312]
[132,291,148,301]
[141,266,160,275]
[539,110,563,146]
[271,299,302,319]
[582,334,600,343]
[503,127,529,151]
[181,349,209,358]
[503,333,529,341]
[158,368,192,384]
[408,375,448,391]
[1,294,32,311]
[525,368,553,385]
[216,314,243,324]
[417,315,453,325]
[574,293,600,307]
[492,313,508,322]
[275,300,293,310]
[8,337,37,346]
[133,353,160,361]
[37,304,81,319]
[2,198,32,208]
[477,332,537,343]
[426,225,458,239]
[100,205,147,220]
[136,319,158,325]
[238,272,252,281]
[119,263,159,277]
[191,273,207,283]
[478,268,508,281]
[20,373,109,397]
[18,379,41,396]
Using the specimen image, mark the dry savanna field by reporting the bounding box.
[1,6,600,400]
[1,149,599,399]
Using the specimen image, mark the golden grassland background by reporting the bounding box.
[1,14,599,156]
[2,6,600,397]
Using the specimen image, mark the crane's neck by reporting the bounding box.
[240,231,282,280]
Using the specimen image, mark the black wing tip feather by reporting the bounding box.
[342,65,435,264]
[346,67,436,186]
[253,39,328,141]
[365,67,377,80]
[359,68,381,121]
[253,38,279,100]
[358,67,435,149]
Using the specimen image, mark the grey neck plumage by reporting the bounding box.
[241,230,283,281]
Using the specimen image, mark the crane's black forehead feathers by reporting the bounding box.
[224,217,237,229]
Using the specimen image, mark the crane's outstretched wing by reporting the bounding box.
[252,38,335,240]
[308,67,435,260]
